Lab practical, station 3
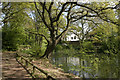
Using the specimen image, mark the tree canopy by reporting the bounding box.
[1,1,120,58]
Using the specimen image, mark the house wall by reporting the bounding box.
[66,34,79,41]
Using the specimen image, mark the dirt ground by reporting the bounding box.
[1,51,80,80]
[32,58,79,78]
[2,51,31,79]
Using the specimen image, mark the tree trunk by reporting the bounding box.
[40,43,55,58]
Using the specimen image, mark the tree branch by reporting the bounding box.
[26,30,50,43]
[56,4,73,43]
[71,11,88,22]
[72,2,119,26]
[2,8,25,23]
[34,2,52,31]
[53,2,70,23]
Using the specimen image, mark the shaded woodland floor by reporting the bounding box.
[2,52,31,79]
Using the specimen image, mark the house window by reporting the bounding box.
[71,37,73,39]
[67,37,69,41]
[74,36,76,39]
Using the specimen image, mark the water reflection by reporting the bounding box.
[51,53,119,78]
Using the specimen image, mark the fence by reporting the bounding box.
[16,53,56,80]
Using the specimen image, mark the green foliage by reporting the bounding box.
[2,25,26,51]
[104,35,118,54]
[82,41,94,50]
[55,44,63,51]
[54,44,78,57]
[2,2,32,51]
[21,39,47,57]
[1,2,120,78]
[2,2,119,58]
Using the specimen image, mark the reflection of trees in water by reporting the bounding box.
[51,53,120,78]
[98,55,119,78]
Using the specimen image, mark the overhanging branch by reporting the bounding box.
[26,30,50,43]
[56,3,73,43]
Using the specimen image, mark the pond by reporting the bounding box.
[50,52,120,78]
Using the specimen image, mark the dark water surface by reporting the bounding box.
[51,52,120,78]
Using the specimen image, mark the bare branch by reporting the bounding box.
[34,2,43,19]
[34,2,52,31]
[72,2,119,26]
[49,2,54,12]
[2,2,10,11]
[56,4,73,42]
[53,2,70,23]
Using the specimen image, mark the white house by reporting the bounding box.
[65,34,79,41]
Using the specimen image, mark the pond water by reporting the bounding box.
[51,52,120,78]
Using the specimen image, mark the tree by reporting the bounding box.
[33,2,120,58]
[33,2,73,58]
[116,1,120,78]
[2,2,119,58]
[2,2,33,50]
